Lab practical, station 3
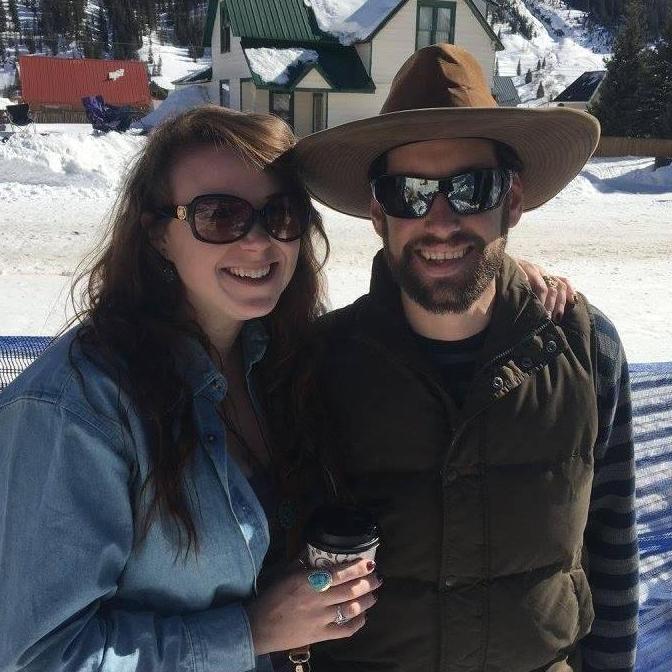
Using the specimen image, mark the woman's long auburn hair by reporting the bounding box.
[70,106,329,555]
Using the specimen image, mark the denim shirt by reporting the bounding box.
[0,322,275,672]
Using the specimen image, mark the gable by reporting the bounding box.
[295,68,332,89]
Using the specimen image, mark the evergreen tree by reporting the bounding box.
[646,12,672,141]
[536,81,545,98]
[588,0,648,136]
[525,68,533,83]
[40,0,70,55]
[536,58,541,71]
[107,0,142,59]
[7,0,20,31]
[97,7,109,55]
[542,56,547,68]
[516,58,522,76]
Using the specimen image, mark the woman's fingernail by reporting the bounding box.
[366,560,376,572]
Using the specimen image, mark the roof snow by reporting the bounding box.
[304,0,404,45]
[244,47,319,85]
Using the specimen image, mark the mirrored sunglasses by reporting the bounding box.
[371,168,513,219]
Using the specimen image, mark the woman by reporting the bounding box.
[0,107,380,672]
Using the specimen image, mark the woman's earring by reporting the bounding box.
[159,255,179,284]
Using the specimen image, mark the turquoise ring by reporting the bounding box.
[307,569,333,592]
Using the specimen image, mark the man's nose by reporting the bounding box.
[423,193,461,231]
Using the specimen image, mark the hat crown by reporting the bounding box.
[380,44,497,114]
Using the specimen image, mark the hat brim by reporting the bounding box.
[292,107,600,219]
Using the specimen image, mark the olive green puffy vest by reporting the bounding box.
[310,253,597,672]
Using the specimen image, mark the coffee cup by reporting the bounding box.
[305,505,380,568]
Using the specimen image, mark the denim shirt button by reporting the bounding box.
[205,433,217,443]
[545,340,558,354]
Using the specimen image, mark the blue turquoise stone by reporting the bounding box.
[307,570,332,592]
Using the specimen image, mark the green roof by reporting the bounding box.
[204,0,338,47]
[204,0,503,51]
[241,40,375,92]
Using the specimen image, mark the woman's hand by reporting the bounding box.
[246,558,381,656]
[516,259,577,323]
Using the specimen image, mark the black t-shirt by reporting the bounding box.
[414,328,489,408]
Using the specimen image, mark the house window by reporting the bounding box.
[220,2,231,53]
[220,79,230,107]
[416,1,456,49]
[312,92,326,132]
[270,92,294,128]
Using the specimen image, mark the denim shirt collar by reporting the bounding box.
[175,320,269,400]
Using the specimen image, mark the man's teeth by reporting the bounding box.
[227,265,271,279]
[418,248,470,261]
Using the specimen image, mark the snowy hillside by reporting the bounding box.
[494,0,613,105]
[1,130,671,362]
[0,1,209,95]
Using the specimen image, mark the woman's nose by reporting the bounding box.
[239,219,272,249]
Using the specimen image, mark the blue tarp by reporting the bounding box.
[0,336,670,669]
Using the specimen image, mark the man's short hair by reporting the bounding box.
[367,140,524,181]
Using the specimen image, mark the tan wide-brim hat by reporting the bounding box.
[292,44,600,219]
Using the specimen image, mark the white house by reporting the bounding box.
[202,0,503,136]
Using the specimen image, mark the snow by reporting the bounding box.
[244,48,319,86]
[134,85,212,131]
[1,127,670,364]
[137,33,211,92]
[494,0,612,106]
[305,0,402,45]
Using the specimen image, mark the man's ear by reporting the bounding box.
[506,173,524,231]
[370,197,385,238]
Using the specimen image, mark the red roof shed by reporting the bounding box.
[19,56,151,109]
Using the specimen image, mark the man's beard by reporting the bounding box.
[382,212,509,315]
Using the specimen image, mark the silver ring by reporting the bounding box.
[334,604,349,626]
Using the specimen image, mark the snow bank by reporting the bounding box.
[305,0,402,45]
[245,48,318,85]
[134,85,212,132]
[0,130,143,190]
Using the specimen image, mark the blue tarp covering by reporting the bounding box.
[0,336,670,668]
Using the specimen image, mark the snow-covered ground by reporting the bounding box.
[0,129,670,363]
[494,0,612,104]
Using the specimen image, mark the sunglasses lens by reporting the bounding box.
[264,194,307,241]
[193,196,253,243]
[374,176,433,218]
[447,170,507,215]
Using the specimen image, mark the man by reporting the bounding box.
[291,45,638,672]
